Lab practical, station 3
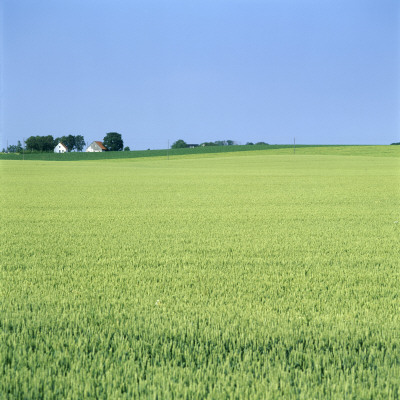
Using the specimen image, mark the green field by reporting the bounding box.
[1,147,399,398]
[1,144,399,161]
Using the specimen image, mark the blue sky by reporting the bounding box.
[1,0,399,150]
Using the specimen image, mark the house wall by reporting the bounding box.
[87,143,101,152]
[86,143,106,152]
[54,144,67,153]
[86,141,107,152]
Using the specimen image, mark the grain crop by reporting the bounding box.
[1,148,399,398]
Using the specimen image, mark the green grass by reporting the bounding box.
[1,144,398,161]
[1,147,400,398]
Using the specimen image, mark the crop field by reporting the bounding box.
[1,144,399,162]
[1,147,399,398]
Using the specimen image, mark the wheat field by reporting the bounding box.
[1,147,399,398]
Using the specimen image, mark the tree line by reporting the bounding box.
[3,132,126,153]
[2,134,86,153]
[25,135,86,152]
[171,139,269,149]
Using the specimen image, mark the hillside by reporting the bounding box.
[1,144,399,161]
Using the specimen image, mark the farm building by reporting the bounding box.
[187,144,199,148]
[54,143,68,153]
[86,141,108,152]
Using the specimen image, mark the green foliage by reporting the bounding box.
[25,135,55,152]
[171,139,187,149]
[103,132,123,151]
[23,135,86,152]
[124,146,131,151]
[1,150,399,398]
[201,141,216,146]
[75,135,86,152]
[6,141,23,153]
[54,135,86,151]
[24,136,38,151]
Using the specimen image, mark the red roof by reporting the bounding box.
[94,141,107,150]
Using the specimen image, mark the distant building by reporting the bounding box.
[54,142,68,153]
[187,144,199,148]
[86,141,107,152]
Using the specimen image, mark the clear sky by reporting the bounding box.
[1,0,399,150]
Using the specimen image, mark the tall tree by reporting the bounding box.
[171,139,187,149]
[41,135,56,151]
[25,136,40,151]
[25,135,55,151]
[7,144,18,153]
[75,135,85,151]
[103,132,123,151]
[16,141,23,152]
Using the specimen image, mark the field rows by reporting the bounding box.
[1,151,399,398]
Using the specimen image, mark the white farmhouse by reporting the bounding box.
[86,141,107,152]
[54,142,68,153]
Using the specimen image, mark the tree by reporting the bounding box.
[7,141,23,152]
[6,141,23,153]
[226,140,235,146]
[124,146,130,151]
[255,142,269,145]
[25,136,39,151]
[246,142,254,145]
[201,142,216,146]
[75,135,85,151]
[391,142,400,145]
[7,144,18,153]
[171,139,187,149]
[54,135,85,151]
[103,132,123,151]
[25,135,55,152]
[41,135,56,151]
